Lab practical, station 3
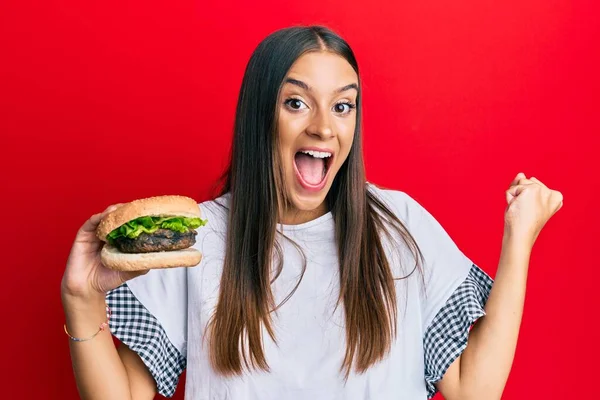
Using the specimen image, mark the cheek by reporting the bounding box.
[337,120,356,155]
[277,113,304,150]
[277,115,300,179]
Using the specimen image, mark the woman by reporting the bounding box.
[61,26,563,399]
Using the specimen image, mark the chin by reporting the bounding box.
[285,184,331,215]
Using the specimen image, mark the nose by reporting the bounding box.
[306,109,334,140]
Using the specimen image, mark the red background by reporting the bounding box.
[1,0,598,399]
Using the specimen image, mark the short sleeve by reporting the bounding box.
[367,185,494,399]
[400,192,494,398]
[404,195,481,329]
[423,263,493,398]
[106,266,188,397]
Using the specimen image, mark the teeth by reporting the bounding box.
[300,150,332,158]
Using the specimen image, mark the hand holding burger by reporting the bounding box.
[61,195,205,349]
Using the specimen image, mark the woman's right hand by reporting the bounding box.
[61,204,148,303]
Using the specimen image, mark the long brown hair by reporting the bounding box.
[208,26,424,378]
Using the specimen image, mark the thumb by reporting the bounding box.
[505,184,527,206]
[507,184,527,197]
[118,269,150,283]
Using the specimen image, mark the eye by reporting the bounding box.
[333,101,356,115]
[284,98,308,111]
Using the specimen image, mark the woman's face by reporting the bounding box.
[277,51,358,224]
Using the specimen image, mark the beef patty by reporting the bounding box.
[113,229,197,253]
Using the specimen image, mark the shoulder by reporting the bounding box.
[197,192,230,233]
[189,193,230,266]
[368,183,462,251]
[367,182,426,230]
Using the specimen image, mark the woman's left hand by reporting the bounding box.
[503,172,563,247]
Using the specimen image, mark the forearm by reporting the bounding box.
[458,231,532,399]
[63,293,133,400]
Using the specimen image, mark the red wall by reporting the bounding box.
[1,1,598,399]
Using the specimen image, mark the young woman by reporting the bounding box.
[61,26,563,400]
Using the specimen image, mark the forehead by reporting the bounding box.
[285,51,358,93]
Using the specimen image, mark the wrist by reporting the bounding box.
[62,293,109,339]
[502,225,536,248]
[61,275,105,303]
[61,284,107,318]
[501,230,534,262]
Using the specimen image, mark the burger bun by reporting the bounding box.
[100,245,202,271]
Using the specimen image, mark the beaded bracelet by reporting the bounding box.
[64,305,112,342]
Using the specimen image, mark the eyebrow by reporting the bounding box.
[284,78,359,94]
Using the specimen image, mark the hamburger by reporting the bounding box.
[96,195,206,271]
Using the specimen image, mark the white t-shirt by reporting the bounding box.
[107,184,493,399]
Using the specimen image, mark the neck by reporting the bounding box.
[279,202,328,225]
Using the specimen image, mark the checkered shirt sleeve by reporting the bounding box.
[106,283,186,398]
[423,263,493,399]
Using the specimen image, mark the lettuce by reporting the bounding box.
[107,216,207,243]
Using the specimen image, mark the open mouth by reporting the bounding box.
[293,149,334,190]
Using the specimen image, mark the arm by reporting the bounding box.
[62,205,155,400]
[118,343,158,399]
[437,173,563,400]
[63,293,156,400]
[437,232,531,400]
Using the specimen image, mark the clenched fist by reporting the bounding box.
[504,172,563,248]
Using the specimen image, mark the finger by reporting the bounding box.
[79,203,123,234]
[552,190,564,209]
[505,190,513,205]
[102,203,124,214]
[80,212,104,234]
[519,178,535,185]
[506,185,520,205]
[510,172,527,187]
[506,184,528,200]
[554,190,563,203]
[119,269,150,283]
[505,183,531,205]
[530,177,548,188]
